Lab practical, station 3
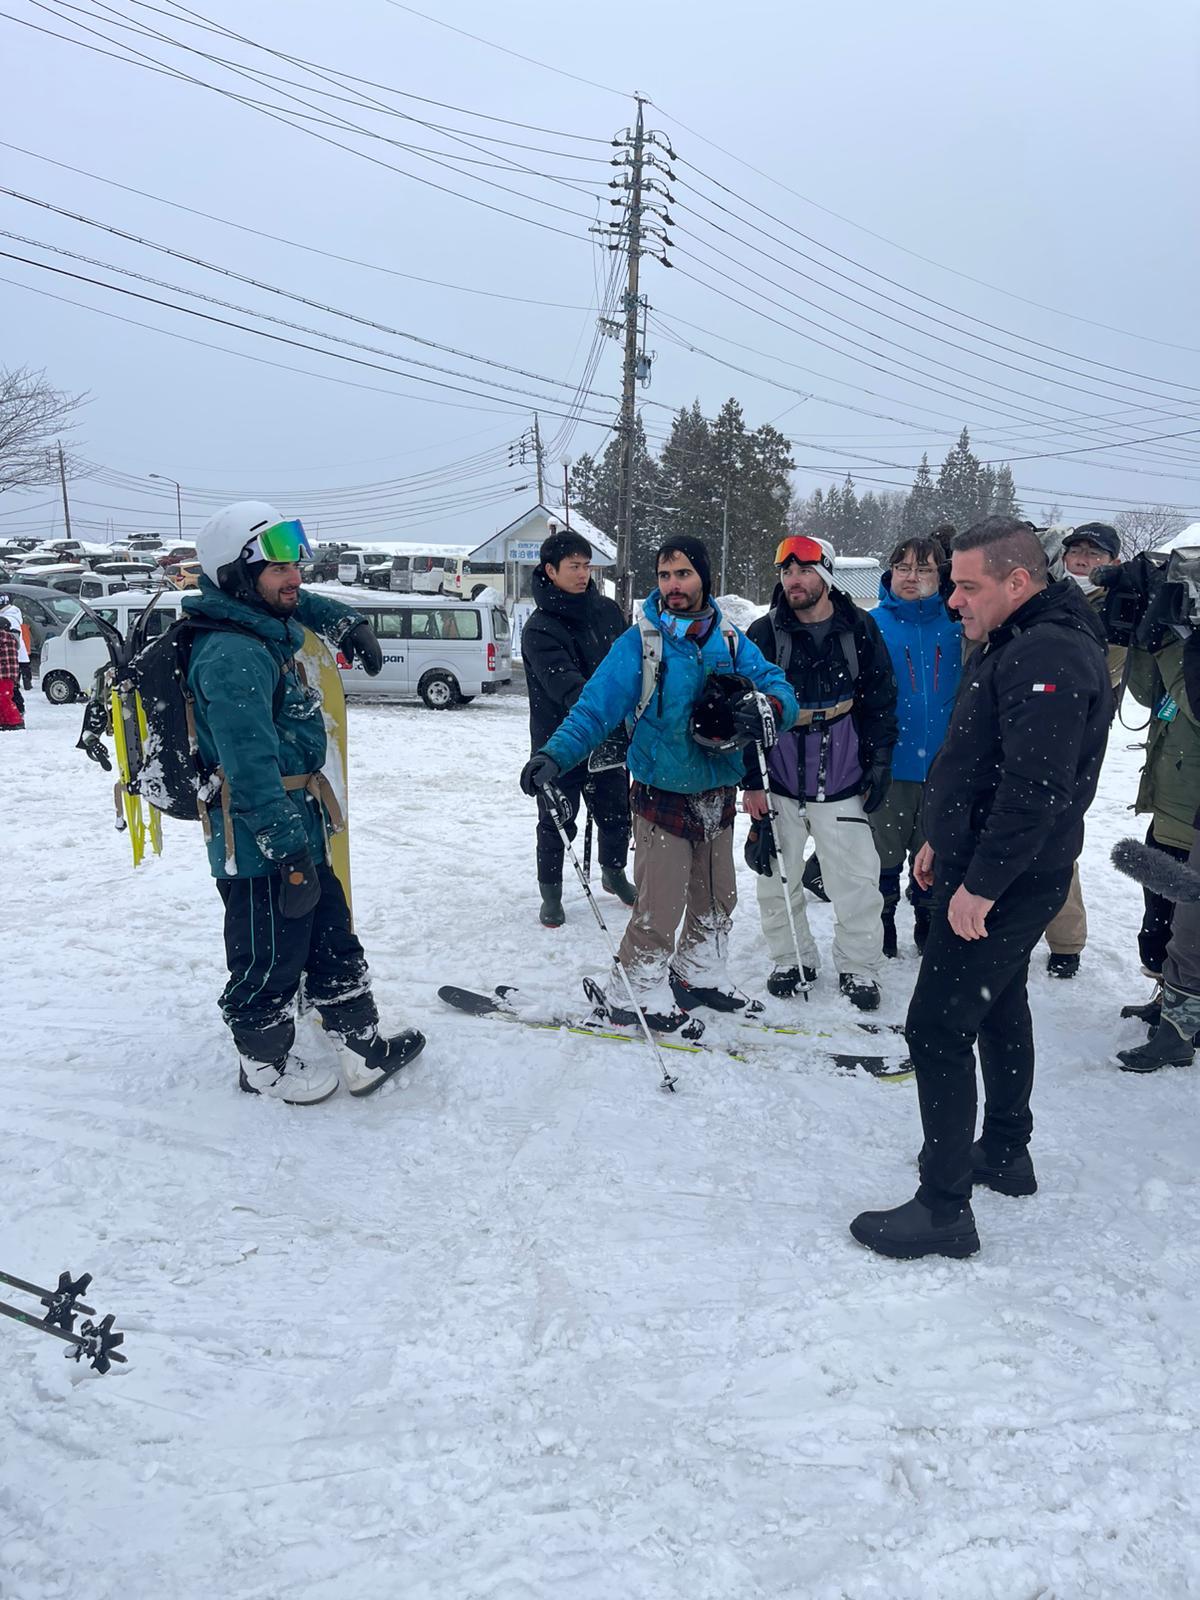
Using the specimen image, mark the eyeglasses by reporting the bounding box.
[241,518,311,565]
[893,563,937,576]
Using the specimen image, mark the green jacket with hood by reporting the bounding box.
[1128,637,1200,853]
[183,578,365,878]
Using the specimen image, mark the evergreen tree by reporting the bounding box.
[991,464,1021,519]
[902,454,938,539]
[936,428,984,529]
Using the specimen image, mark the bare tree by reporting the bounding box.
[0,366,88,494]
[1114,505,1187,557]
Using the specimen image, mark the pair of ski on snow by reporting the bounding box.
[438,981,914,1082]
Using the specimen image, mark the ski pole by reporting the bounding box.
[0,1269,95,1326]
[0,1299,127,1375]
[543,783,678,1093]
[755,741,810,1002]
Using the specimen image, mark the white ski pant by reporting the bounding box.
[755,792,884,978]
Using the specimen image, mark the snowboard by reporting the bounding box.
[297,627,353,922]
[437,984,914,1081]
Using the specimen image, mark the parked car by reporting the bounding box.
[127,536,164,554]
[0,582,84,665]
[306,542,359,582]
[39,590,186,703]
[336,549,392,588]
[389,550,449,594]
[440,554,509,601]
[161,559,201,590]
[308,585,512,707]
[17,561,88,591]
[156,543,198,569]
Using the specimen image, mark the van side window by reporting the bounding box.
[408,608,481,641]
[73,607,119,641]
[372,611,405,639]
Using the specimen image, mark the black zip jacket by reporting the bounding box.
[923,580,1112,900]
[743,585,898,798]
[522,568,626,755]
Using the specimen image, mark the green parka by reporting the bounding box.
[183,579,364,878]
[1127,637,1200,852]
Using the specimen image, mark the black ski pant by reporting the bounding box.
[216,864,377,1064]
[1137,823,1190,977]
[536,765,630,884]
[907,863,1072,1213]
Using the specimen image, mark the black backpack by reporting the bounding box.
[80,599,284,821]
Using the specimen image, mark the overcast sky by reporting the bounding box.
[2,0,1198,548]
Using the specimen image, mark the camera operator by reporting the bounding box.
[1040,524,1127,978]
[1094,539,1200,990]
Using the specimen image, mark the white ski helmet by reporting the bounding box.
[196,500,294,591]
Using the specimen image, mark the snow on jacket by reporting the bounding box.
[540,592,799,796]
[183,579,366,879]
[872,575,962,783]
[521,568,627,756]
[743,585,898,802]
[922,579,1111,901]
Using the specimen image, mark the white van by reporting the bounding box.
[310,585,512,707]
[440,554,508,601]
[40,590,186,704]
[336,549,392,588]
[388,551,445,594]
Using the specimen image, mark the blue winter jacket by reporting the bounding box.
[541,593,799,794]
[872,576,962,783]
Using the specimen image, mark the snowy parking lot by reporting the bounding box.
[4,688,1199,1599]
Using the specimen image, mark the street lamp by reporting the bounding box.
[148,473,183,541]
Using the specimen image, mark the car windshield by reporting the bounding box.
[49,596,82,621]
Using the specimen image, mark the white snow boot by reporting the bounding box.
[336,1028,426,1097]
[238,1053,340,1105]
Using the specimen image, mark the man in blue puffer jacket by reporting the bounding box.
[187,501,426,1105]
[521,536,798,1030]
[870,535,962,955]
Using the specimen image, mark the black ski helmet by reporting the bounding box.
[691,671,754,752]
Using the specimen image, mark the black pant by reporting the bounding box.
[536,765,630,883]
[216,864,377,1063]
[1137,823,1190,977]
[906,864,1072,1212]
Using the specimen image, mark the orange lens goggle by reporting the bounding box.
[774,535,826,568]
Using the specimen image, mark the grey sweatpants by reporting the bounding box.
[615,814,737,1000]
[1164,831,1200,995]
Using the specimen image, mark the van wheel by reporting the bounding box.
[42,671,81,705]
[419,670,459,709]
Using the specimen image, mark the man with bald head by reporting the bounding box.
[852,516,1112,1259]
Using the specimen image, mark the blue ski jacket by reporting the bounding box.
[183,579,365,879]
[872,576,962,783]
[541,592,799,794]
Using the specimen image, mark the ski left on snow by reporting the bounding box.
[437,983,914,1081]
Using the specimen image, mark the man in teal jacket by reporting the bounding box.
[521,537,798,1029]
[187,501,425,1105]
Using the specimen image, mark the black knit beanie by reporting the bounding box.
[655,535,713,600]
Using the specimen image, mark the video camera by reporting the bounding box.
[1095,549,1200,651]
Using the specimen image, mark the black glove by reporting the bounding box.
[744,818,778,877]
[861,757,892,815]
[520,752,561,797]
[731,691,779,750]
[340,620,383,676]
[278,850,321,918]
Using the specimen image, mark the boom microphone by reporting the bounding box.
[1111,838,1200,903]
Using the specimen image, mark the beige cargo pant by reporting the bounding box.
[1043,861,1086,956]
[615,814,737,1000]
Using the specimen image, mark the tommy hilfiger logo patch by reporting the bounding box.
[1032,683,1057,693]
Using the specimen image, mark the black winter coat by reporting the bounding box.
[522,568,626,757]
[922,580,1111,901]
[744,585,898,795]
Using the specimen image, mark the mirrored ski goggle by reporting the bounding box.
[774,535,826,569]
[240,518,312,565]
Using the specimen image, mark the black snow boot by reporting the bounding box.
[1047,952,1080,979]
[600,866,637,905]
[339,1028,426,1097]
[1117,982,1200,1072]
[912,906,931,952]
[767,964,818,998]
[538,881,565,928]
[971,1139,1038,1197]
[881,911,898,959]
[600,996,704,1037]
[849,1196,980,1260]
[839,972,881,1012]
[670,970,764,1015]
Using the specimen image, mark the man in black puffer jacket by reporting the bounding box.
[521,530,635,926]
[852,516,1111,1261]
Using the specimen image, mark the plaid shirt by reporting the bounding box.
[631,780,737,842]
[0,626,18,680]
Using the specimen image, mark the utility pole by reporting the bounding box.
[597,99,676,616]
[149,473,183,541]
[532,413,545,503]
[719,476,731,596]
[562,461,571,526]
[56,440,73,539]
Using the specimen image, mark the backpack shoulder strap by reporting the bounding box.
[770,618,792,675]
[635,611,662,720]
[721,620,738,667]
[840,625,858,685]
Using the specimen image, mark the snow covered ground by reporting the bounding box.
[4,685,1199,1599]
